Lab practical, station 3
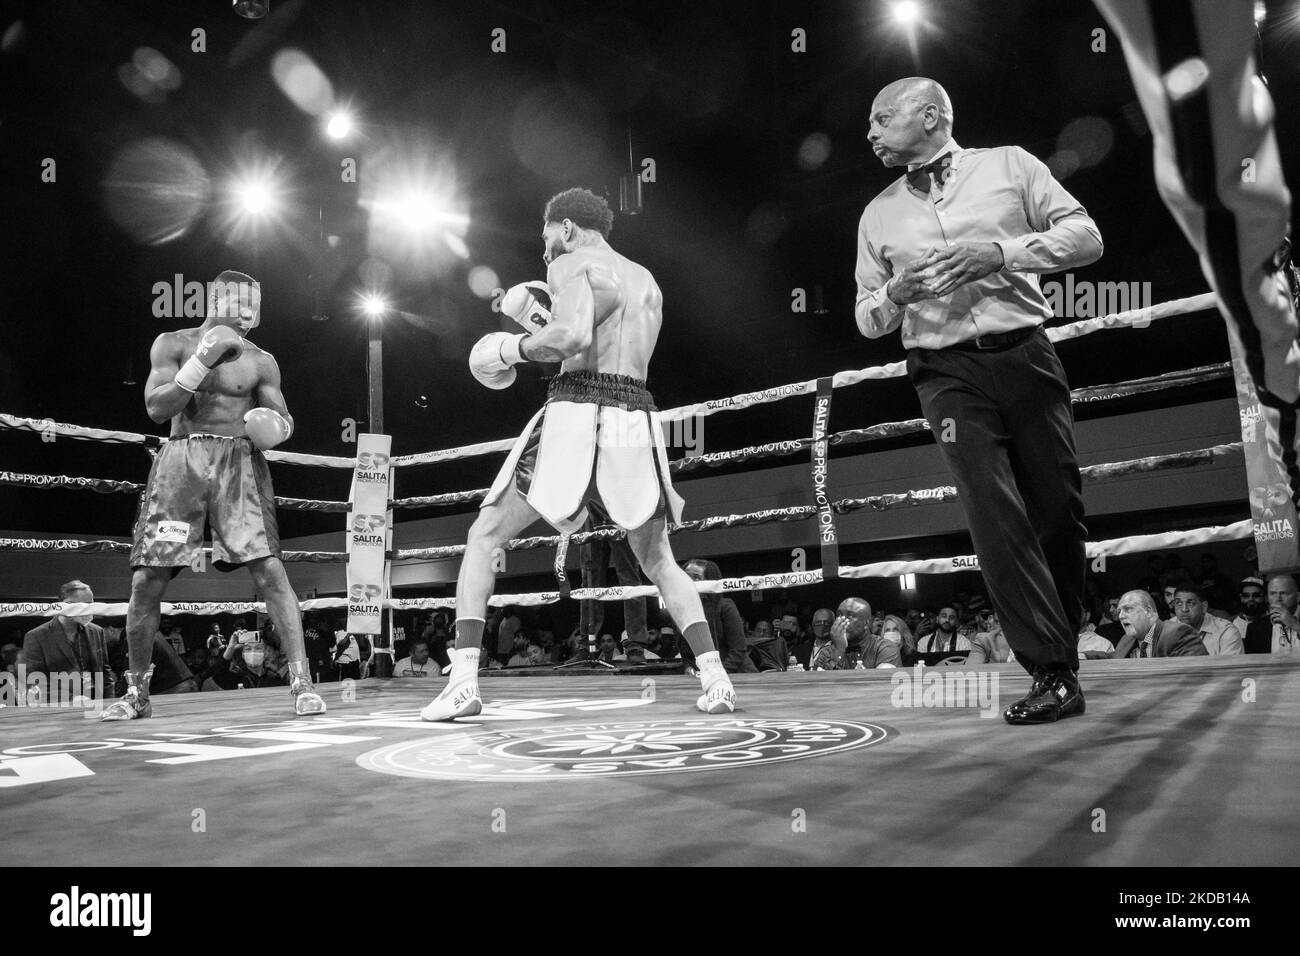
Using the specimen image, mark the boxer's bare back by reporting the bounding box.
[538,243,662,380]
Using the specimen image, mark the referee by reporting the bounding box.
[854,77,1103,724]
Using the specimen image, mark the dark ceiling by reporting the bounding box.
[2,0,1297,540]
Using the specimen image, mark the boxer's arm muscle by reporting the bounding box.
[524,255,595,361]
[143,333,193,424]
[253,353,294,432]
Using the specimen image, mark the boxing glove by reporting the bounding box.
[243,407,293,450]
[469,332,527,390]
[175,325,243,393]
[500,281,553,333]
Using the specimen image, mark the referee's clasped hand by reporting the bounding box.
[885,248,945,304]
[918,242,1005,297]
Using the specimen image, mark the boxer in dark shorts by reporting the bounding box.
[130,434,279,572]
[421,188,737,721]
[102,269,325,720]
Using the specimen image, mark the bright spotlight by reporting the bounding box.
[235,178,275,215]
[891,0,921,26]
[326,111,353,140]
[360,293,388,317]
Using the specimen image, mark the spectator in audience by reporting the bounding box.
[1076,606,1116,659]
[1233,576,1268,640]
[393,640,440,678]
[506,632,531,667]
[967,608,1014,664]
[915,610,937,642]
[332,631,368,680]
[684,558,757,674]
[205,623,225,656]
[878,613,917,665]
[916,604,971,655]
[597,633,619,664]
[496,606,523,665]
[1160,571,1195,620]
[579,503,650,663]
[1095,595,1125,645]
[21,580,114,701]
[774,614,802,650]
[1172,582,1243,655]
[302,614,336,681]
[793,609,833,669]
[220,625,285,688]
[904,608,923,636]
[2,642,21,679]
[746,620,789,671]
[1244,572,1300,654]
[187,647,216,689]
[648,625,678,660]
[107,627,197,695]
[1112,589,1209,658]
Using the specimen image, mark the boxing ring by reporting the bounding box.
[3,291,1299,865]
[0,657,1296,865]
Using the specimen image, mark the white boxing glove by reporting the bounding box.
[469,332,528,390]
[243,407,293,450]
[499,281,553,333]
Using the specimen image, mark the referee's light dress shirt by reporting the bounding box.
[855,139,1104,349]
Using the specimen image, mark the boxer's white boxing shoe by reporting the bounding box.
[696,661,737,715]
[290,677,326,716]
[421,648,483,721]
[100,686,152,721]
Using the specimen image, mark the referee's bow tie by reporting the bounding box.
[906,153,953,194]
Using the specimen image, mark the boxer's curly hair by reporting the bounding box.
[543,188,615,238]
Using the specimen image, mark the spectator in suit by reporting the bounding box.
[1171,582,1243,655]
[21,580,114,701]
[1244,572,1300,654]
[1112,590,1209,658]
[790,609,830,669]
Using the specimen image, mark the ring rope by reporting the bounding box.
[0,443,1245,566]
[0,292,1219,466]
[0,517,1252,618]
[0,362,1235,508]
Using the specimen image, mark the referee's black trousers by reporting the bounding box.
[906,328,1086,671]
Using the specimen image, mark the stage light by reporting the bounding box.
[233,1,269,19]
[235,177,276,215]
[891,1,921,27]
[1255,1,1266,26]
[360,293,388,318]
[220,160,289,240]
[326,111,353,140]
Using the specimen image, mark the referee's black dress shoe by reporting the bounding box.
[1003,665,1085,724]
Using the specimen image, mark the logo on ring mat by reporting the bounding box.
[356,717,891,781]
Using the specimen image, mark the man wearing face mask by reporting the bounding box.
[22,580,114,702]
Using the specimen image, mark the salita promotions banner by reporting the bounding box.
[347,434,392,635]
[1229,345,1300,572]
